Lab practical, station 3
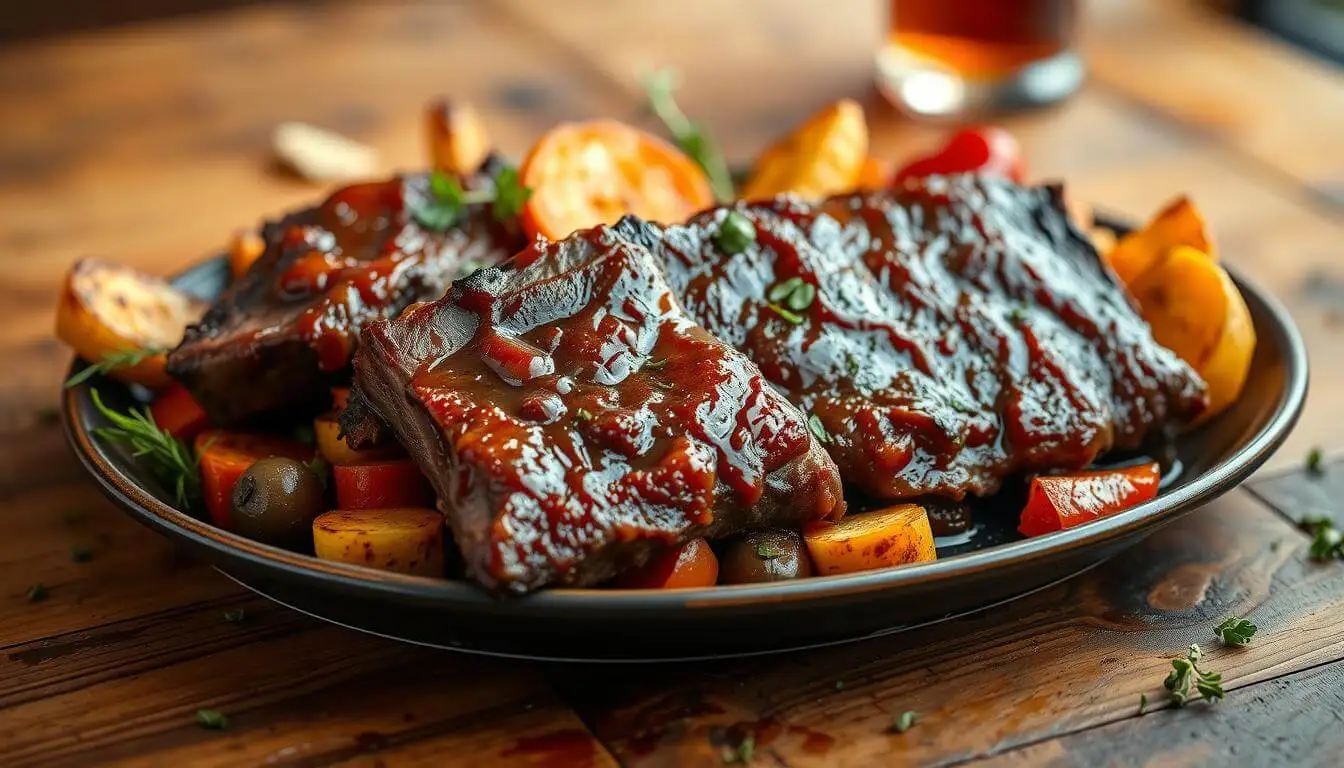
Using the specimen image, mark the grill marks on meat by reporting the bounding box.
[609,175,1208,500]
[167,165,522,425]
[348,238,845,593]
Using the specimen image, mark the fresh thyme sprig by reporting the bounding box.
[90,388,201,509]
[641,69,735,203]
[65,347,167,388]
[1163,644,1225,706]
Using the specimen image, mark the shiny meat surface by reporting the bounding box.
[610,175,1209,499]
[347,237,846,594]
[167,164,522,425]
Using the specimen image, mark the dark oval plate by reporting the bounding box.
[62,217,1308,661]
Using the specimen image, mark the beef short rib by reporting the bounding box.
[609,174,1209,500]
[346,235,846,594]
[167,164,522,425]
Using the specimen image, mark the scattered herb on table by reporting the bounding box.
[65,347,167,389]
[196,709,228,730]
[1306,446,1325,475]
[1163,644,1225,706]
[721,734,754,764]
[62,509,89,526]
[1214,617,1257,646]
[888,710,919,734]
[1300,514,1344,561]
[834,679,845,691]
[224,609,248,624]
[1137,693,1148,715]
[641,69,735,203]
[35,405,60,427]
[26,584,48,603]
[70,546,93,563]
[90,388,201,509]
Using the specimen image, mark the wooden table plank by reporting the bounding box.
[979,659,1344,767]
[1086,0,1344,209]
[549,491,1344,766]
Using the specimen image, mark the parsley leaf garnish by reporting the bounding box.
[807,413,831,445]
[642,69,735,203]
[411,168,531,231]
[224,609,248,624]
[65,347,167,389]
[1163,644,1225,706]
[90,388,201,509]
[574,407,594,422]
[1214,617,1257,646]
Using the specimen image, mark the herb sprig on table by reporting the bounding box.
[1300,514,1344,561]
[641,69,736,203]
[89,388,201,509]
[1163,644,1225,706]
[1213,617,1257,646]
[65,347,167,388]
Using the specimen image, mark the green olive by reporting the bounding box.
[230,457,325,547]
[719,529,813,584]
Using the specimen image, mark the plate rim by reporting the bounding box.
[61,229,1310,614]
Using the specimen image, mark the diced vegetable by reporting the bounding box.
[227,229,266,278]
[855,156,892,190]
[425,100,491,176]
[1126,246,1255,423]
[804,504,936,575]
[893,127,1025,185]
[519,120,714,241]
[741,99,869,201]
[1018,463,1161,537]
[55,258,207,390]
[1104,196,1213,286]
[333,459,434,510]
[313,412,402,466]
[149,384,209,441]
[312,507,446,576]
[196,431,314,528]
[613,537,719,589]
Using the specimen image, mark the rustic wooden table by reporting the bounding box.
[3,1,1343,765]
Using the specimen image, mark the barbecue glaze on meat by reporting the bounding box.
[167,163,523,425]
[607,175,1208,500]
[347,238,846,594]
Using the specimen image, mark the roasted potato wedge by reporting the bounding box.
[426,100,490,176]
[227,229,266,278]
[55,258,207,389]
[1127,245,1255,424]
[742,99,868,201]
[313,507,446,576]
[804,503,936,576]
[1105,196,1214,286]
[313,412,403,466]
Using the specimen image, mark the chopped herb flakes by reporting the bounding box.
[721,734,754,764]
[766,303,803,325]
[1307,447,1325,475]
[888,710,918,734]
[807,414,831,444]
[1137,693,1148,715]
[224,609,248,624]
[70,546,93,563]
[1163,644,1225,706]
[196,709,228,730]
[410,168,531,231]
[756,542,782,560]
[767,276,816,312]
[1214,617,1257,646]
[574,407,595,422]
[26,584,48,603]
[1300,515,1344,561]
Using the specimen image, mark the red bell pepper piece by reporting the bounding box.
[613,537,719,589]
[1018,463,1162,538]
[195,431,314,528]
[894,127,1026,184]
[149,384,209,441]
[333,459,434,510]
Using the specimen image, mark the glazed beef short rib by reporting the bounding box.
[167,163,522,425]
[345,236,846,594]
[610,174,1209,500]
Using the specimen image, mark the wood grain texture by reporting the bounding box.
[0,0,1342,766]
[550,491,1344,766]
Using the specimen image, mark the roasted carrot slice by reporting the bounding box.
[519,120,714,241]
[333,460,434,511]
[614,538,719,589]
[149,384,209,441]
